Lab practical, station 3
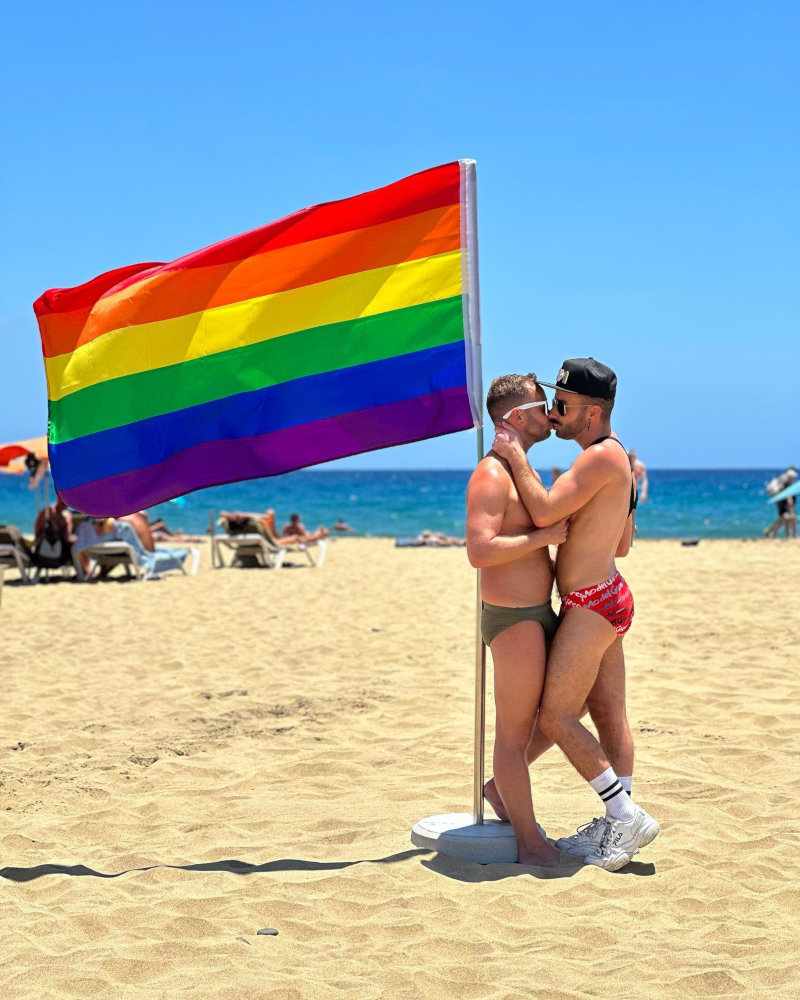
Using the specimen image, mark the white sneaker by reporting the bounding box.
[584,807,660,871]
[555,816,608,858]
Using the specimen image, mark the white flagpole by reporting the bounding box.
[412,161,519,861]
[459,159,486,825]
[472,431,486,824]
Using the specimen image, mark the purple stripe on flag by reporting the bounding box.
[60,386,474,516]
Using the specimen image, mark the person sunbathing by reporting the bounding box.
[219,508,326,546]
[74,517,116,575]
[34,497,73,546]
[122,510,203,545]
[74,516,193,579]
[281,513,329,544]
[416,529,465,547]
[120,512,156,551]
[32,497,74,567]
[220,508,279,538]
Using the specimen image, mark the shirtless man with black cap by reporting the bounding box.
[492,358,660,871]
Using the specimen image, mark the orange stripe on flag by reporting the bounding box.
[39,205,461,358]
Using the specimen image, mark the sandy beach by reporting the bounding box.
[2,538,798,999]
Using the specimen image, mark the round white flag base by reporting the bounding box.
[411,812,517,864]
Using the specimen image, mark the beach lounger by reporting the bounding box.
[31,533,77,582]
[214,515,327,568]
[0,525,34,584]
[33,561,77,583]
[77,540,144,581]
[76,522,199,581]
[284,536,328,567]
[212,517,287,569]
[251,517,328,567]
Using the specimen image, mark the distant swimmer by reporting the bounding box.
[493,358,659,871]
[627,450,649,503]
[332,518,354,533]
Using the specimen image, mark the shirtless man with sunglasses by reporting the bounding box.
[466,374,569,865]
[492,358,659,871]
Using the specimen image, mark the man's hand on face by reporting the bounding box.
[492,422,526,465]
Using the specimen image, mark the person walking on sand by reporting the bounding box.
[492,358,659,871]
[764,468,798,538]
[466,373,569,866]
[787,495,798,538]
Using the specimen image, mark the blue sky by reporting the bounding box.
[3,2,798,469]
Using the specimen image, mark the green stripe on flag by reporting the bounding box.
[49,296,465,444]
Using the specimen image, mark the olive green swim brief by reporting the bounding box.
[480,600,560,649]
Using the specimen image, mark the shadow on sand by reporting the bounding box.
[1,849,656,885]
[422,854,656,882]
[0,849,428,884]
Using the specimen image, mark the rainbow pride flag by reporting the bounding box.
[34,161,482,516]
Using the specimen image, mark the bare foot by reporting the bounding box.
[518,841,561,866]
[483,778,509,822]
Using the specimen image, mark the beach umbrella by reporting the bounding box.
[768,479,800,503]
[0,445,28,471]
[0,436,48,477]
[0,435,50,500]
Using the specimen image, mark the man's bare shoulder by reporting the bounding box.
[468,454,512,495]
[579,437,631,481]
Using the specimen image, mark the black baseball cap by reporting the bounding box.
[538,357,617,401]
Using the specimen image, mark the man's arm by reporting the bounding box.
[491,430,614,527]
[616,513,634,557]
[466,463,568,569]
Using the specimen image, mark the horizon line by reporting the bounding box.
[309,466,786,473]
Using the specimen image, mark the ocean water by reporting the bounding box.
[0,468,787,540]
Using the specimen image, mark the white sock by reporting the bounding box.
[590,767,636,822]
[619,776,632,796]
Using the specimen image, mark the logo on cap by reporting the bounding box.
[557,368,569,385]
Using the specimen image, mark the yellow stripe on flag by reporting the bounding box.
[46,250,462,402]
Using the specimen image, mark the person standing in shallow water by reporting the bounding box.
[628,449,649,503]
[466,373,568,866]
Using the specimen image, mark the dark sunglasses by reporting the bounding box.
[551,398,596,416]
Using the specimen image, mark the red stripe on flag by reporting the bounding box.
[34,161,460,329]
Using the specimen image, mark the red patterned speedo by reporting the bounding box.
[561,572,634,636]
